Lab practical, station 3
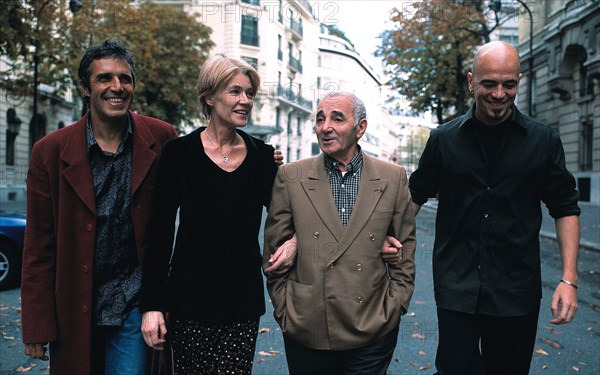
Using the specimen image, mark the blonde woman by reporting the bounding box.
[140,56,278,374]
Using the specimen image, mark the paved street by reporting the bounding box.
[1,204,598,374]
[252,205,600,374]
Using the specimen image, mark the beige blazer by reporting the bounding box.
[263,152,416,350]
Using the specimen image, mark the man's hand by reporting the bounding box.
[24,343,48,360]
[550,282,578,325]
[274,150,284,166]
[382,236,403,265]
[265,234,297,275]
[141,311,167,350]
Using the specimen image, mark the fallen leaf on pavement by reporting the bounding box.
[405,312,417,317]
[419,365,431,370]
[257,351,275,357]
[258,328,270,334]
[572,366,580,372]
[535,348,549,356]
[412,333,425,339]
[418,351,426,356]
[541,338,563,349]
[16,367,32,373]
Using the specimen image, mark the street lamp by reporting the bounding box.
[489,0,534,117]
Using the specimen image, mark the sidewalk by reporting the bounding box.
[421,199,600,252]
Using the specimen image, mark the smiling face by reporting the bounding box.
[467,42,521,126]
[83,57,134,124]
[315,94,366,165]
[207,72,254,128]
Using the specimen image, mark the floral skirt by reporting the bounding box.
[171,318,259,375]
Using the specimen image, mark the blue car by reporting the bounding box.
[0,210,26,290]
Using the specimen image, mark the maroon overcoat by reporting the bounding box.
[21,111,177,374]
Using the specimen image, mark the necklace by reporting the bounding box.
[205,130,238,164]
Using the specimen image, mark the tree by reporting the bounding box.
[1,0,213,131]
[376,0,502,124]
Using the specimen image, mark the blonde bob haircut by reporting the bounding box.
[196,55,261,119]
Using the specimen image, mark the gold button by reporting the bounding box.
[327,263,334,270]
[356,263,363,271]
[369,233,375,241]
[86,224,93,232]
[356,296,364,303]
[313,232,320,239]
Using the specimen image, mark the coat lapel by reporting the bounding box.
[300,155,344,242]
[130,112,159,197]
[335,154,387,259]
[60,116,96,214]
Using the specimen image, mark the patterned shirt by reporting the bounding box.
[324,148,363,227]
[86,117,140,326]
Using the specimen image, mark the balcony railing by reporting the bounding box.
[289,19,303,37]
[276,85,312,110]
[289,56,302,73]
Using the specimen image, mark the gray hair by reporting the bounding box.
[320,92,366,128]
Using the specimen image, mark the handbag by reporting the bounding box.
[150,312,174,375]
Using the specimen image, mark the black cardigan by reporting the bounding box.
[140,127,278,321]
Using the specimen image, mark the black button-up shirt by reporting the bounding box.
[87,118,140,326]
[409,105,580,316]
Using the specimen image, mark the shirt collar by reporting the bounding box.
[324,145,363,173]
[86,114,133,152]
[459,104,529,133]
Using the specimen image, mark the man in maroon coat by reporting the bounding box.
[21,40,178,374]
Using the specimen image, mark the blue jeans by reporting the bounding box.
[104,306,148,375]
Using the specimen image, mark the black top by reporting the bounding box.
[140,127,278,321]
[87,118,140,326]
[409,105,580,316]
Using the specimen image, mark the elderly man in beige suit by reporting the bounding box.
[263,92,416,375]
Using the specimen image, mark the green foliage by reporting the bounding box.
[323,24,355,50]
[376,0,499,124]
[1,0,213,130]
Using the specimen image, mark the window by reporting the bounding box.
[241,56,258,69]
[287,112,293,135]
[241,16,259,46]
[580,121,593,171]
[276,107,281,129]
[311,142,320,156]
[296,113,302,136]
[277,35,282,60]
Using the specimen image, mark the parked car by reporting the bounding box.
[0,210,26,290]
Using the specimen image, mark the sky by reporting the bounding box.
[311,1,400,74]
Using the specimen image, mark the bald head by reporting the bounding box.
[467,41,522,126]
[472,41,520,79]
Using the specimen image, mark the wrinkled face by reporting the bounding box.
[315,95,366,163]
[84,58,134,123]
[468,50,521,126]
[207,72,254,127]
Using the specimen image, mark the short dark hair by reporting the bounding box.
[78,39,136,92]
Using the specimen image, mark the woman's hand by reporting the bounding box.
[141,311,167,350]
